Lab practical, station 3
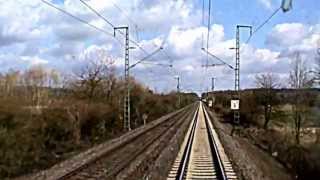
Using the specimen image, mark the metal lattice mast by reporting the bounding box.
[234,25,252,125]
[177,77,181,108]
[211,77,215,91]
[234,26,241,124]
[175,76,181,108]
[114,26,131,131]
[124,27,130,131]
[235,26,240,93]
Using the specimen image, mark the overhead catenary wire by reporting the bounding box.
[129,47,163,69]
[201,0,205,48]
[161,50,174,65]
[40,0,118,40]
[140,61,172,67]
[133,62,175,92]
[200,0,205,94]
[200,0,213,94]
[246,7,281,43]
[133,32,174,69]
[202,48,235,70]
[111,1,141,41]
[78,0,177,78]
[78,0,152,57]
[43,0,178,93]
[79,0,115,28]
[80,0,172,84]
[206,0,212,67]
[160,32,175,66]
[200,0,206,93]
[41,0,155,70]
[111,1,139,29]
[128,36,173,69]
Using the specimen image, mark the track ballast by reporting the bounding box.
[168,102,237,180]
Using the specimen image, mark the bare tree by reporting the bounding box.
[73,49,115,102]
[255,72,280,129]
[0,69,21,97]
[67,103,88,145]
[48,69,60,88]
[289,52,312,144]
[313,42,320,85]
[22,66,49,107]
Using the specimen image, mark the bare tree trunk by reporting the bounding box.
[263,102,273,129]
[316,129,320,144]
[294,102,301,145]
[67,107,82,145]
[289,52,311,145]
[135,108,141,128]
[263,105,269,129]
[297,113,301,145]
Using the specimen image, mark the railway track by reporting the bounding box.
[30,103,198,180]
[167,102,237,180]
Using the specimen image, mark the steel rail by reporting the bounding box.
[176,105,199,180]
[203,104,228,180]
[58,104,196,180]
[175,102,228,180]
[103,106,197,179]
[30,103,197,180]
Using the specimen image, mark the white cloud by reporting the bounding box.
[168,24,225,58]
[258,0,273,9]
[267,23,320,62]
[21,56,48,66]
[168,26,204,56]
[183,65,195,72]
[0,0,319,93]
[255,48,280,63]
[267,23,308,47]
[0,0,46,46]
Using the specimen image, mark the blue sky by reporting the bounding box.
[0,0,319,93]
[206,0,320,47]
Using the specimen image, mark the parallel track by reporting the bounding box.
[60,104,198,179]
[29,103,198,180]
[168,102,237,180]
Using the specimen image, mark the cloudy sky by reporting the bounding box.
[0,0,319,94]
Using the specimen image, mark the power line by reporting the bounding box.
[158,32,175,66]
[79,0,115,28]
[246,7,281,43]
[77,0,174,88]
[140,61,172,67]
[206,0,212,67]
[161,50,174,65]
[78,0,152,56]
[111,1,139,29]
[80,0,175,83]
[40,0,118,39]
[200,0,212,94]
[129,47,163,69]
[111,1,140,38]
[201,48,235,70]
[201,0,205,48]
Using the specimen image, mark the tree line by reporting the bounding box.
[208,51,320,179]
[0,50,197,178]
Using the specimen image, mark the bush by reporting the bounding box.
[0,68,198,178]
[281,144,320,179]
